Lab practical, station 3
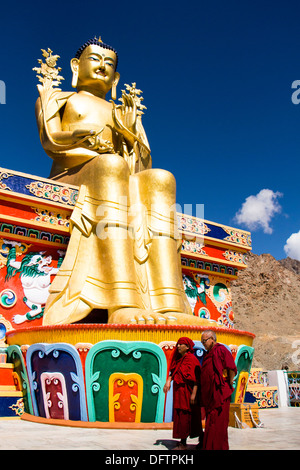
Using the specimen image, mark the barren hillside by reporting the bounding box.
[231,252,300,371]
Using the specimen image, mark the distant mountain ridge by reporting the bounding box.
[279,256,300,276]
[231,252,300,371]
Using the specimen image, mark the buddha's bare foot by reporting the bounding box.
[108,308,172,325]
[107,307,217,326]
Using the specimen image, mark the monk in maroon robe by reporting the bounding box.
[201,330,237,450]
[163,337,203,450]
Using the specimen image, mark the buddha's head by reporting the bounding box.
[70,37,120,98]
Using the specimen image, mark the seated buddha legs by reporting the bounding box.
[43,153,191,325]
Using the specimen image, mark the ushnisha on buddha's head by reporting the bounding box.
[70,37,120,99]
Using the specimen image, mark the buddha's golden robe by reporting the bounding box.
[36,90,192,325]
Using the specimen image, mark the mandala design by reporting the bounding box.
[0,289,17,308]
[218,301,234,328]
[197,307,210,319]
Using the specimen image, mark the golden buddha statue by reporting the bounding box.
[34,37,213,327]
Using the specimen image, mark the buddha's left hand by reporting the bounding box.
[111,92,137,145]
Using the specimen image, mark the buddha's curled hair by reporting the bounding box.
[74,37,119,70]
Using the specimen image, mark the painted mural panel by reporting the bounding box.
[0,239,65,334]
[182,271,234,327]
[26,343,87,421]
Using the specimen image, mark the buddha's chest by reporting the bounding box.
[62,94,114,135]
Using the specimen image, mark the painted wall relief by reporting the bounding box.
[0,239,65,334]
[182,272,234,327]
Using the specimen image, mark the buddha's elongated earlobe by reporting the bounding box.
[72,70,78,88]
[111,72,120,101]
[70,58,79,88]
[111,82,117,100]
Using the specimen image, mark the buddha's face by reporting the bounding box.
[71,44,119,96]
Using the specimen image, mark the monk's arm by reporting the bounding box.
[228,368,236,387]
[163,375,172,394]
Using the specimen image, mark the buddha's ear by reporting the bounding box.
[70,58,79,88]
[113,71,120,87]
[111,72,120,100]
[70,58,79,73]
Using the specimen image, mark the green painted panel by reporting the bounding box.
[85,341,167,423]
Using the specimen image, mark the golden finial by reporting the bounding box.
[94,36,103,43]
[33,48,64,89]
[120,83,147,116]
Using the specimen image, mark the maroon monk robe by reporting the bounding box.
[169,337,203,440]
[201,343,237,450]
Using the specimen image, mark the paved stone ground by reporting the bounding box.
[0,407,299,450]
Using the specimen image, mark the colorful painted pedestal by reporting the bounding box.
[4,325,254,427]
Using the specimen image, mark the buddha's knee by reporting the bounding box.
[146,168,175,192]
[131,168,176,206]
[93,154,130,181]
[83,154,130,198]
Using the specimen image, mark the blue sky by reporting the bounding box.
[0,0,300,260]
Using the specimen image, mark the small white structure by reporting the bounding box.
[268,370,290,407]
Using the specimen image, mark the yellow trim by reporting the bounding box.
[177,212,252,251]
[0,190,74,213]
[200,237,250,252]
[177,212,251,236]
[6,325,254,348]
[0,391,23,397]
[180,232,251,252]
[0,417,21,420]
[0,385,18,391]
[0,364,14,369]
[0,214,70,234]
[247,385,278,392]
